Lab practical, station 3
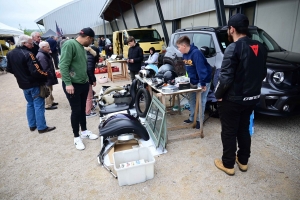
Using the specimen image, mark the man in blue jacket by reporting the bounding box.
[46,36,59,70]
[176,36,212,129]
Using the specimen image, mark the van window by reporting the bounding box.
[193,33,216,56]
[127,30,161,43]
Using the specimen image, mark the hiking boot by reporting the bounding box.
[184,119,193,124]
[74,137,85,150]
[236,157,248,172]
[214,158,235,176]
[81,130,98,140]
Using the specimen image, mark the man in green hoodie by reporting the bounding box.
[59,27,98,150]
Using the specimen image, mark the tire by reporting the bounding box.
[135,88,151,118]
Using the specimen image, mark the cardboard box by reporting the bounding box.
[107,139,140,164]
[113,147,155,186]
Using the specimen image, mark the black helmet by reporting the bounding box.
[163,70,178,85]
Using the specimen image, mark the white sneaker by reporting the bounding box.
[81,130,98,140]
[74,137,85,150]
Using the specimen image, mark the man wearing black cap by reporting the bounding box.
[214,14,267,175]
[59,27,99,150]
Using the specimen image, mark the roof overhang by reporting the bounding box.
[99,0,143,22]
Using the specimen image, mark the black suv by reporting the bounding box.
[163,26,300,117]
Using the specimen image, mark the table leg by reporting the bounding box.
[177,94,181,115]
[107,62,113,82]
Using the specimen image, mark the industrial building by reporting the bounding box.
[35,0,300,53]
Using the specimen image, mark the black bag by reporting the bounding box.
[38,85,50,98]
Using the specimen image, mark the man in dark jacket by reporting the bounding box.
[98,36,105,52]
[31,31,41,56]
[36,41,59,110]
[46,36,59,70]
[214,14,267,176]
[6,35,56,134]
[127,36,144,81]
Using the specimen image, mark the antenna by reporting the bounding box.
[191,23,194,30]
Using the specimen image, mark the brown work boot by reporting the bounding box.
[236,157,248,172]
[214,159,235,176]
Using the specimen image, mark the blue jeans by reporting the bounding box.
[23,87,47,130]
[99,46,103,52]
[189,82,211,122]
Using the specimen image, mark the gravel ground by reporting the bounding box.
[0,70,299,200]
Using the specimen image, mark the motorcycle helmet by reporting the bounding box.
[145,64,159,74]
[139,69,156,78]
[163,70,178,85]
[155,63,175,78]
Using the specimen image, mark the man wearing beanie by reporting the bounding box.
[59,27,99,150]
[214,14,267,175]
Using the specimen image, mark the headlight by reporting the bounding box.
[273,72,284,84]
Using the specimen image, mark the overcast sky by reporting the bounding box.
[0,0,74,30]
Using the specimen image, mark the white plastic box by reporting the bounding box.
[113,147,155,186]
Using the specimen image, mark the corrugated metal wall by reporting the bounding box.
[42,0,105,35]
[40,0,300,53]
[255,0,300,53]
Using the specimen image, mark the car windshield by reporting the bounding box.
[127,30,161,43]
[216,28,282,53]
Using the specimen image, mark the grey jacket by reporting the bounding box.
[36,49,58,86]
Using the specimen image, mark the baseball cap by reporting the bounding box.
[79,27,95,38]
[228,13,249,28]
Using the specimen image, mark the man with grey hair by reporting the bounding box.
[31,31,41,56]
[6,35,56,134]
[36,41,59,110]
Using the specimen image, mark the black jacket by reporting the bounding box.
[215,37,267,105]
[31,42,39,57]
[128,43,144,72]
[6,46,48,89]
[36,49,58,86]
[98,39,105,47]
[86,46,99,85]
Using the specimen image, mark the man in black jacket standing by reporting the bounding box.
[127,36,144,81]
[214,14,267,176]
[31,31,41,57]
[6,35,56,134]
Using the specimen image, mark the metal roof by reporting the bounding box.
[35,0,80,25]
[100,0,143,21]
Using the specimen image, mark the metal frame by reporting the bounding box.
[214,0,227,26]
[118,0,127,29]
[130,0,140,28]
[154,0,169,46]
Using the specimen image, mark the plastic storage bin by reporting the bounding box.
[113,147,155,186]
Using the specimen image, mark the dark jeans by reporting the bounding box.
[217,100,255,168]
[51,52,59,69]
[63,81,89,137]
[129,71,138,81]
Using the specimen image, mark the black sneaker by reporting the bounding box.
[184,119,193,124]
[196,121,200,129]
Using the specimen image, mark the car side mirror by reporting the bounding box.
[200,46,209,57]
[162,37,165,42]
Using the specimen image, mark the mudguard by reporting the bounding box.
[99,118,149,141]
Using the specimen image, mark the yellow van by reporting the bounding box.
[113,28,166,64]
